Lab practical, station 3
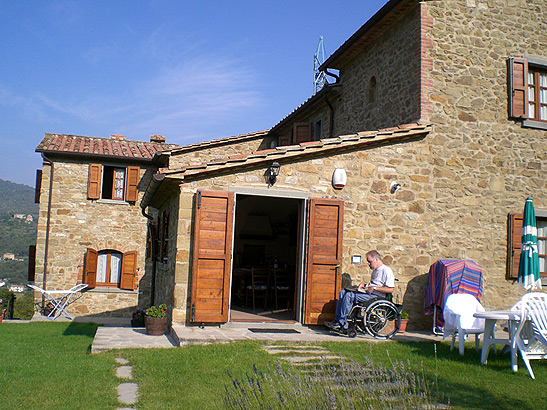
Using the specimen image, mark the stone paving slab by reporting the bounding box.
[171,324,441,345]
[91,327,177,353]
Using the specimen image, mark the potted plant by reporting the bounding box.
[131,307,146,327]
[399,311,409,333]
[144,304,168,335]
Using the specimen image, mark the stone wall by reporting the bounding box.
[334,5,422,134]
[168,136,272,169]
[421,0,546,316]
[34,159,153,317]
[168,141,437,326]
[165,0,546,329]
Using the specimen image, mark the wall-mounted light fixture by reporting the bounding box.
[390,181,401,194]
[268,162,281,186]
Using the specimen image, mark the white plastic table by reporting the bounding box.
[29,283,88,320]
[474,309,521,372]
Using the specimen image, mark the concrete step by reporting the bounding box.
[222,321,305,330]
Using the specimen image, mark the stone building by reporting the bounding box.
[33,133,178,316]
[33,0,545,330]
[141,0,546,330]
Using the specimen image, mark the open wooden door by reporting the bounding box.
[304,198,344,325]
[190,190,234,323]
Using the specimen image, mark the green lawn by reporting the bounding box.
[1,322,547,409]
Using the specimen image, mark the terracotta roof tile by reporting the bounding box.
[36,133,179,161]
[160,123,432,179]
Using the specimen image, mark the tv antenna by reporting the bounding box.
[314,36,327,94]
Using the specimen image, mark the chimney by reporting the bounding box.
[150,134,166,144]
[110,134,127,141]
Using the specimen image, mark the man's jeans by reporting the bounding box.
[334,289,375,328]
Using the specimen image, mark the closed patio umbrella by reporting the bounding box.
[518,197,541,291]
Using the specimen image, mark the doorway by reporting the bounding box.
[230,194,302,322]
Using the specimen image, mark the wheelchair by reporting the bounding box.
[330,296,402,339]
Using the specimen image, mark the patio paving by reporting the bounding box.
[83,316,441,353]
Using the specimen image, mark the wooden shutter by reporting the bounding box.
[34,169,42,204]
[87,164,102,200]
[278,134,292,147]
[28,245,36,281]
[304,198,344,325]
[293,122,312,144]
[507,213,523,279]
[120,251,137,290]
[84,248,98,289]
[125,166,140,202]
[190,190,234,323]
[508,58,528,118]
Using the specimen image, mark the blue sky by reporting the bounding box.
[0,0,387,186]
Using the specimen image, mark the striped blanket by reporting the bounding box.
[424,259,483,329]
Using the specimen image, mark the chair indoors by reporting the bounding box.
[443,293,485,355]
[245,267,270,311]
[514,292,547,379]
[271,267,293,310]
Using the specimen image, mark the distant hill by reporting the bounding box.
[0,179,38,285]
[0,179,38,218]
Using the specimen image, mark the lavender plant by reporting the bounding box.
[223,356,442,409]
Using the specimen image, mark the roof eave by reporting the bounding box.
[320,0,416,71]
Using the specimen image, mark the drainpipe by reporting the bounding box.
[140,173,165,307]
[40,153,54,310]
[322,70,339,138]
[141,209,157,306]
[323,91,335,139]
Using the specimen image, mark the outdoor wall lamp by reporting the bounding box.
[268,162,281,186]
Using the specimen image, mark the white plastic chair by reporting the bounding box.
[514,292,547,379]
[443,293,485,355]
[29,283,88,320]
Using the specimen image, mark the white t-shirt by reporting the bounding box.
[370,264,395,297]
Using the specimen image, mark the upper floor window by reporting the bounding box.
[508,57,547,128]
[87,164,139,202]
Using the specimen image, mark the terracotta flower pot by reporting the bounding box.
[398,318,409,333]
[145,316,168,336]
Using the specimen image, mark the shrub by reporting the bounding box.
[224,357,441,409]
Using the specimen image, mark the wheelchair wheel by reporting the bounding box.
[364,300,401,339]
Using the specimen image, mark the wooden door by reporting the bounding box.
[304,198,344,324]
[190,190,234,323]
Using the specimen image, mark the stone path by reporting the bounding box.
[115,357,138,409]
[262,344,339,365]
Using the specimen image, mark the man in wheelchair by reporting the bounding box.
[325,250,395,334]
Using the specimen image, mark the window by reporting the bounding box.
[508,57,547,126]
[313,118,323,141]
[84,248,137,289]
[507,213,547,279]
[87,164,139,202]
[539,219,547,276]
[527,68,547,122]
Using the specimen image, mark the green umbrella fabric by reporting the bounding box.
[518,197,541,290]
